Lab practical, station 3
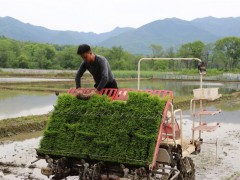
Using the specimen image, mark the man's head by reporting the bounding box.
[77,44,95,63]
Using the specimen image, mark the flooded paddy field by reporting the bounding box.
[1,117,240,180]
[0,77,240,179]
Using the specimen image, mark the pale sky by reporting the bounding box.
[0,0,239,33]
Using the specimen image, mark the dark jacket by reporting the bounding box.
[75,55,114,91]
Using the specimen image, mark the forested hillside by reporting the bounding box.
[0,36,240,72]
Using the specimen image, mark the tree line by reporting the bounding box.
[0,36,240,72]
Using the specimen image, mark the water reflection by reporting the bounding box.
[182,107,240,124]
[0,93,57,120]
[0,79,239,120]
[118,79,240,96]
[0,77,72,83]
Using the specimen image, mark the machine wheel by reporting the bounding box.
[176,157,195,180]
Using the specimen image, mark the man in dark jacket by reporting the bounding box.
[75,44,117,93]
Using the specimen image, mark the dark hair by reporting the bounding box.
[77,44,91,55]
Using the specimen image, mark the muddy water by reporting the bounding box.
[0,90,57,120]
[0,125,239,180]
[0,108,240,179]
[0,136,80,180]
[191,123,240,179]
[0,77,72,83]
[120,79,240,96]
[0,137,47,180]
[1,80,240,120]
[179,117,240,179]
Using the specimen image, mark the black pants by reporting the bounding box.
[104,79,118,89]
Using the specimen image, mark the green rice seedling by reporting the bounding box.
[39,91,166,166]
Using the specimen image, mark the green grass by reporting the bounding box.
[0,114,49,138]
[176,69,223,76]
[0,81,75,93]
[0,71,74,78]
[177,68,240,76]
[0,89,55,100]
[113,70,166,78]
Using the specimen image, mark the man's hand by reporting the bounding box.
[94,89,100,94]
[76,89,97,100]
[67,88,99,100]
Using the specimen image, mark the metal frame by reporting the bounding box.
[151,99,172,169]
[137,58,203,169]
[174,109,183,148]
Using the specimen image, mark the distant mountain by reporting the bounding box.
[192,16,240,37]
[0,16,134,45]
[1,16,240,54]
[97,18,220,54]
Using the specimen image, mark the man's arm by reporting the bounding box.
[96,59,109,91]
[75,62,86,89]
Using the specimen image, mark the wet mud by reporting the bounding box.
[1,119,240,180]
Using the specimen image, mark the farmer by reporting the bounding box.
[75,44,118,93]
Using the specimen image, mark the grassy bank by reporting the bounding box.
[0,81,72,93]
[0,114,49,138]
[107,69,237,78]
[0,71,74,78]
[113,70,230,78]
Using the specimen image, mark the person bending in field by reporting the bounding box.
[75,44,118,93]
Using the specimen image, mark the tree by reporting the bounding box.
[202,43,215,68]
[105,46,127,70]
[114,60,128,70]
[0,38,19,68]
[165,47,176,71]
[45,46,56,60]
[33,46,48,69]
[153,61,168,71]
[0,50,8,68]
[106,46,124,66]
[214,37,240,71]
[212,50,227,70]
[190,41,205,59]
[56,46,79,69]
[148,44,165,70]
[17,55,29,68]
[177,41,205,69]
[150,44,165,58]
